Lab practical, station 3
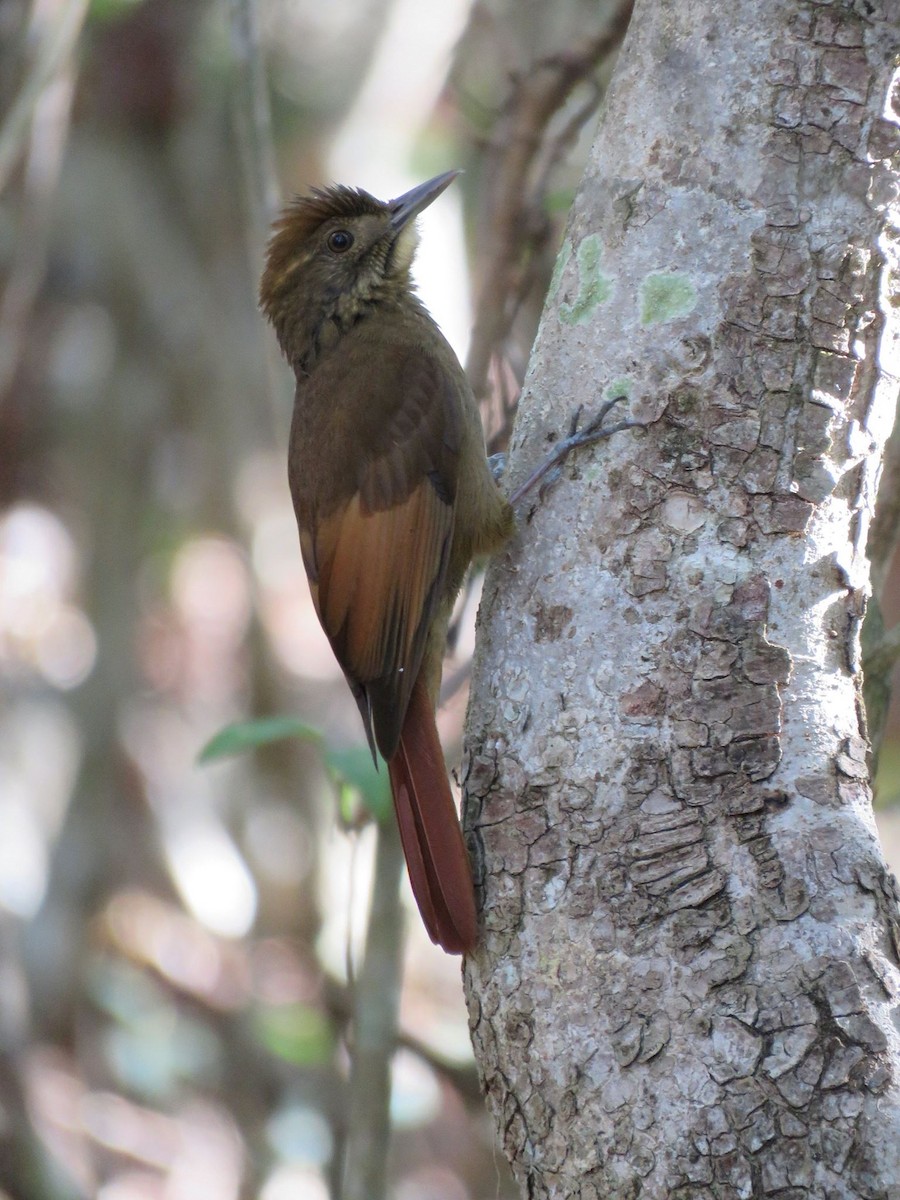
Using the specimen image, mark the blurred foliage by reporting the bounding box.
[200,716,393,822]
[199,716,324,764]
[89,0,147,23]
[254,1002,335,1068]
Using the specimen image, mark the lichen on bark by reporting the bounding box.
[463,0,900,1196]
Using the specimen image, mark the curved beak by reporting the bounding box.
[389,170,461,231]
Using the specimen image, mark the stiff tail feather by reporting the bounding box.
[387,678,478,954]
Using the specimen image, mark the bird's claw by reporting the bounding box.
[557,395,642,458]
[567,393,627,443]
[508,394,642,507]
[487,451,507,484]
[567,404,585,439]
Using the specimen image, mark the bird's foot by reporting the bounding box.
[487,452,507,484]
[508,395,642,506]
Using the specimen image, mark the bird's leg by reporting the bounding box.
[507,395,642,506]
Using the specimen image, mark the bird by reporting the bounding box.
[260,170,514,954]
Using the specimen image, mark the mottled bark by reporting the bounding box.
[463,0,900,1197]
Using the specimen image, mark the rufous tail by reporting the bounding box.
[387,677,478,954]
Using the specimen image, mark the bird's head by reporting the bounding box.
[260,170,459,367]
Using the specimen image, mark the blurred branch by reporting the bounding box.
[227,0,289,442]
[464,0,635,415]
[863,605,900,770]
[0,1059,85,1200]
[0,0,87,196]
[339,820,406,1200]
[864,401,900,766]
[0,916,86,1200]
[868,399,900,601]
[227,0,281,246]
[324,974,484,1105]
[0,70,76,414]
[864,622,900,680]
[0,1,83,414]
[440,655,473,709]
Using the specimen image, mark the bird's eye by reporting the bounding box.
[327,229,354,253]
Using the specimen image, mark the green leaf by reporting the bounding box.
[197,717,321,764]
[254,1003,334,1066]
[325,744,392,823]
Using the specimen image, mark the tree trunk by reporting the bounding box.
[463,0,900,1196]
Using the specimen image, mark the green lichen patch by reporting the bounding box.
[640,272,697,326]
[604,378,633,401]
[549,238,574,300]
[559,234,614,325]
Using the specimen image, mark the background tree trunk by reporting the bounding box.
[464,0,900,1195]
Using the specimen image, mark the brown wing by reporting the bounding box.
[292,346,461,761]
